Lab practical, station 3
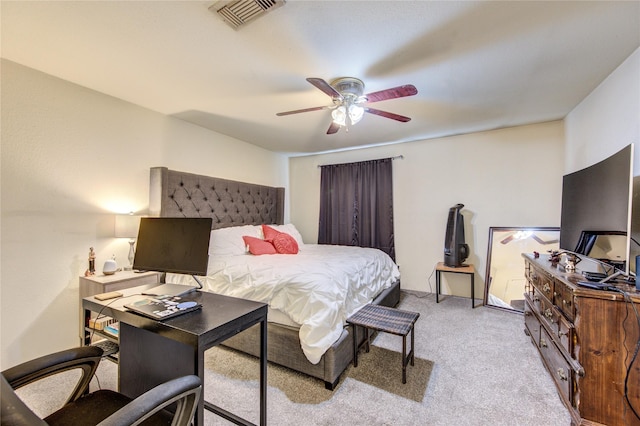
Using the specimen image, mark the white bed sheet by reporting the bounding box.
[168,244,400,364]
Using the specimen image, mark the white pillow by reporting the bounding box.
[209,225,261,256]
[263,223,305,247]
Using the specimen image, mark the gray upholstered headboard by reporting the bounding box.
[149,167,284,229]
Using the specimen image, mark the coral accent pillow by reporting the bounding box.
[242,236,277,255]
[261,224,298,254]
[272,232,299,254]
[261,224,281,241]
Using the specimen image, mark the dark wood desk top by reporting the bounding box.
[83,286,268,348]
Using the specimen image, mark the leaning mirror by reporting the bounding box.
[484,227,560,312]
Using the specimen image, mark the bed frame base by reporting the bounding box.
[221,280,401,389]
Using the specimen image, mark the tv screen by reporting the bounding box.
[631,175,640,276]
[133,217,212,276]
[559,144,634,276]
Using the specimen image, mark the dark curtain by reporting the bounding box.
[318,158,395,260]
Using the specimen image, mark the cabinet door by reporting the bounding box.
[574,296,640,425]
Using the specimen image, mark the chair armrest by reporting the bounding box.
[1,375,47,426]
[2,346,103,403]
[97,375,202,426]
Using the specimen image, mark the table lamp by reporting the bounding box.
[115,213,140,271]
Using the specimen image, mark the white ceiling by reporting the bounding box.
[2,1,639,154]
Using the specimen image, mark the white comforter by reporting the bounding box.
[170,244,399,364]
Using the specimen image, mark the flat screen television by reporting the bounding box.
[631,175,640,277]
[133,217,212,275]
[559,144,635,279]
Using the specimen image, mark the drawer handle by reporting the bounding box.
[524,311,531,317]
[534,296,540,302]
[556,368,568,381]
[540,337,548,348]
[544,309,557,324]
[559,330,568,337]
[563,299,572,307]
[543,283,551,293]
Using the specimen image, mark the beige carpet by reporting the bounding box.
[16,292,572,425]
[348,345,433,403]
[205,345,433,405]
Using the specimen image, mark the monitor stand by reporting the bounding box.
[141,275,204,297]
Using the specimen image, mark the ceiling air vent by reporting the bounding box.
[210,0,285,30]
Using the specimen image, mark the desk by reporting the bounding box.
[435,262,477,308]
[83,287,268,426]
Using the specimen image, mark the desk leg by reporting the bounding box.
[436,270,441,303]
[119,323,202,423]
[260,317,267,426]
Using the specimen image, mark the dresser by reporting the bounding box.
[523,253,640,426]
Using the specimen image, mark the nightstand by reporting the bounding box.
[79,271,161,348]
[435,262,477,308]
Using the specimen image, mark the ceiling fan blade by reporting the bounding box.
[364,107,411,122]
[365,85,417,103]
[276,106,329,116]
[532,235,559,245]
[501,235,515,244]
[327,122,340,134]
[307,78,342,99]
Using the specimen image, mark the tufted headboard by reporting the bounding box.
[149,167,284,229]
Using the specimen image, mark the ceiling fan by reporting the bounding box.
[501,231,559,245]
[276,77,418,134]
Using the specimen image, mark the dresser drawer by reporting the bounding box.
[524,297,540,347]
[553,279,575,321]
[539,327,573,406]
[539,296,561,336]
[531,269,554,302]
[557,312,575,355]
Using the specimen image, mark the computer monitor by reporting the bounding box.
[133,217,212,276]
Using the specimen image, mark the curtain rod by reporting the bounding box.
[317,155,404,168]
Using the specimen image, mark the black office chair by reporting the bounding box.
[1,346,201,426]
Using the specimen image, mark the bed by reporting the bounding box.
[149,167,401,389]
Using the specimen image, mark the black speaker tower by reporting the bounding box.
[444,203,469,267]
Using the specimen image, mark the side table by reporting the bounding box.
[79,271,161,346]
[435,262,477,308]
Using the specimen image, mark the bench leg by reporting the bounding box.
[402,334,407,384]
[401,326,416,384]
[352,324,358,367]
[364,328,370,353]
[411,326,415,366]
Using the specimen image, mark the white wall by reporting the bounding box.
[565,47,640,174]
[289,121,565,295]
[0,60,288,369]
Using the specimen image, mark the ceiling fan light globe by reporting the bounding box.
[349,104,364,124]
[332,106,347,126]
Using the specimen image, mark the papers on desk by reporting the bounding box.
[124,296,202,320]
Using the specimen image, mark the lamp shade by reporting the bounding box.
[115,214,140,239]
